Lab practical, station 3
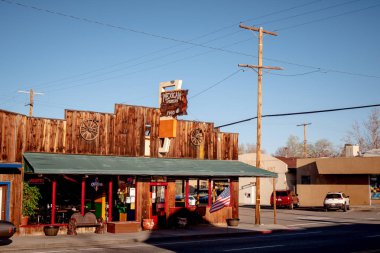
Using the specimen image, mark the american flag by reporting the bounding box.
[209,187,230,213]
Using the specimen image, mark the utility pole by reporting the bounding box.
[18,89,44,117]
[238,24,282,225]
[297,123,311,158]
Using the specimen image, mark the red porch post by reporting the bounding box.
[185,179,189,208]
[108,179,113,222]
[51,180,56,224]
[81,178,86,216]
[208,178,212,207]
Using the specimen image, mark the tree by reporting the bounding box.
[274,135,303,157]
[274,135,337,158]
[238,142,266,154]
[344,108,380,152]
[308,139,338,157]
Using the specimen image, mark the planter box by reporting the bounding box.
[44,225,59,236]
[107,222,141,233]
[226,218,239,226]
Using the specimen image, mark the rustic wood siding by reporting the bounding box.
[0,105,238,162]
[0,172,23,226]
[114,104,160,157]
[25,117,66,154]
[65,110,113,155]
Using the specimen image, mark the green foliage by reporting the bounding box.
[22,182,42,217]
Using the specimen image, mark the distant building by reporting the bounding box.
[239,153,294,206]
[296,145,380,206]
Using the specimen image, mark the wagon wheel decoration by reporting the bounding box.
[190,128,204,146]
[80,119,99,141]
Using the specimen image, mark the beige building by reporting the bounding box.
[297,155,380,206]
[239,153,294,205]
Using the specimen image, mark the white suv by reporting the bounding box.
[323,192,350,212]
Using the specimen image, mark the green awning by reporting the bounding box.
[23,152,277,178]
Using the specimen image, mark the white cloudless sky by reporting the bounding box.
[1,0,379,154]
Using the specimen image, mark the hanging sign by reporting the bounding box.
[160,90,188,117]
[91,177,103,192]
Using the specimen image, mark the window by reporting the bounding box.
[370,175,380,200]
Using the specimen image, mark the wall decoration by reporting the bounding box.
[80,119,99,141]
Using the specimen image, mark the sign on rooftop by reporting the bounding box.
[160,89,188,117]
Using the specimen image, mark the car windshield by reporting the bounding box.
[326,193,341,199]
[276,191,288,196]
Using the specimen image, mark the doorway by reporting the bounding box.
[150,182,167,228]
[0,184,8,220]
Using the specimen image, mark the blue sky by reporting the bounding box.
[1,0,379,154]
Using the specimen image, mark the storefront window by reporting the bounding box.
[175,180,185,207]
[370,175,380,200]
[116,176,136,221]
[212,179,229,204]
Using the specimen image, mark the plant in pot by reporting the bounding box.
[22,182,42,226]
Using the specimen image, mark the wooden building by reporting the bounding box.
[0,104,275,233]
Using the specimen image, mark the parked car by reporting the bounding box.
[0,220,16,239]
[323,192,350,212]
[175,195,196,206]
[270,190,299,209]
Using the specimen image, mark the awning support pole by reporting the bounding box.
[51,180,56,224]
[81,178,85,216]
[108,179,113,222]
[185,179,189,208]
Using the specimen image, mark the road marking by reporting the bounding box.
[297,216,331,220]
[224,245,284,252]
[288,222,323,227]
[366,234,380,238]
[29,231,323,253]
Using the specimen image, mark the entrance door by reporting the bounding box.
[150,183,167,228]
[0,185,7,220]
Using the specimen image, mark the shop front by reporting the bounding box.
[23,152,276,233]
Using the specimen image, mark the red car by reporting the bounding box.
[270,190,300,209]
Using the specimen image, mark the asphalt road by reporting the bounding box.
[6,207,380,253]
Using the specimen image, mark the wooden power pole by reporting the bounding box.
[297,122,312,158]
[238,24,282,225]
[18,89,44,117]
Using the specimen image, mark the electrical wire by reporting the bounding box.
[3,0,380,90]
[216,104,380,128]
[189,69,243,100]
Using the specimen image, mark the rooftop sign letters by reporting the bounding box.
[160,90,188,117]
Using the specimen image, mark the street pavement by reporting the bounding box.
[1,205,378,252]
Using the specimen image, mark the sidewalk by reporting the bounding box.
[0,223,292,252]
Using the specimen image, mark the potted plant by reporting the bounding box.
[22,182,42,225]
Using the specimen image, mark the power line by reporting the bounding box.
[276,2,380,32]
[215,103,380,128]
[3,0,380,89]
[189,69,243,100]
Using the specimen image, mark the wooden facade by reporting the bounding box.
[0,104,240,228]
[0,104,237,162]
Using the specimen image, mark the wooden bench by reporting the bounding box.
[67,212,105,235]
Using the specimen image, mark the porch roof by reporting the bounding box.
[23,152,277,178]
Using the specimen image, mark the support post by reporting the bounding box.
[51,180,56,224]
[185,179,189,208]
[81,178,86,216]
[273,178,277,224]
[239,23,282,225]
[108,179,113,222]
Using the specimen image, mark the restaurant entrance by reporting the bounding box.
[150,182,167,228]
